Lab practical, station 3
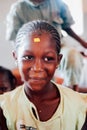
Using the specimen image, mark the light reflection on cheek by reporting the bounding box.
[18,61,29,82]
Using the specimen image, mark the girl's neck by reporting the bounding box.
[24,82,60,102]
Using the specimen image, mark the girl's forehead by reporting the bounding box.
[17,32,57,53]
[25,32,55,46]
[16,30,53,50]
[21,31,51,43]
[31,31,51,40]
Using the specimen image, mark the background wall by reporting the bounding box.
[83,0,87,39]
[0,0,87,69]
[0,0,16,69]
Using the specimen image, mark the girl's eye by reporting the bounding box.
[22,55,34,60]
[44,57,55,62]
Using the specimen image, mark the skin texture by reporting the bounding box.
[13,31,62,121]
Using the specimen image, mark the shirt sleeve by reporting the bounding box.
[6,2,23,41]
[59,1,75,29]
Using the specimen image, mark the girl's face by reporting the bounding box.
[14,32,61,92]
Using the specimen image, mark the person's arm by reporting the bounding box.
[64,27,87,48]
[0,107,8,130]
[59,1,87,48]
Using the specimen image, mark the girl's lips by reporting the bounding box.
[29,76,47,82]
[29,77,46,80]
[29,77,47,85]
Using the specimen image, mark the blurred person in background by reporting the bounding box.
[0,66,17,94]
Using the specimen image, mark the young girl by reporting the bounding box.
[6,0,87,90]
[0,20,87,130]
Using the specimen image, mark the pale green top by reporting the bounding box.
[0,82,87,130]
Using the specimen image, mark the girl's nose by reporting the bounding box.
[33,59,43,71]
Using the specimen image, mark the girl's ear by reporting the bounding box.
[12,50,17,60]
[12,50,18,66]
[57,54,62,66]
